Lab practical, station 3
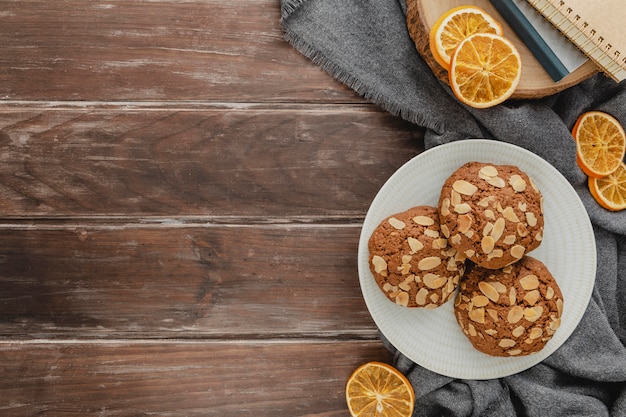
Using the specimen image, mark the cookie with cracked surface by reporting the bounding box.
[454,256,563,357]
[438,161,544,269]
[368,206,466,308]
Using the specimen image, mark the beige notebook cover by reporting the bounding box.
[526,0,626,82]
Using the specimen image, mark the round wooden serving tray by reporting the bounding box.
[406,0,598,99]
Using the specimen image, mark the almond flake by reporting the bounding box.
[424,229,440,238]
[485,329,498,336]
[507,306,524,324]
[545,286,555,300]
[519,274,539,290]
[464,249,475,258]
[481,236,495,254]
[511,245,525,259]
[440,198,451,216]
[413,215,435,226]
[423,273,446,289]
[453,180,478,196]
[478,196,494,207]
[524,306,543,322]
[407,237,424,253]
[487,249,504,260]
[371,255,387,274]
[502,207,520,223]
[441,224,450,238]
[415,288,428,305]
[418,256,442,271]
[498,339,516,348]
[491,218,506,241]
[479,281,500,302]
[471,295,490,307]
[509,175,527,192]
[509,287,517,306]
[526,212,538,227]
[395,291,409,306]
[486,176,506,188]
[517,223,529,237]
[529,327,543,340]
[388,217,406,230]
[457,214,472,233]
[454,203,471,214]
[512,326,525,338]
[450,234,462,246]
[524,290,540,306]
[503,235,516,245]
[469,307,485,323]
[451,190,462,206]
[507,349,523,356]
[486,308,499,322]
[480,165,499,177]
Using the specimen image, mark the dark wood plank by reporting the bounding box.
[0,0,358,103]
[0,107,424,217]
[0,340,393,416]
[0,224,382,339]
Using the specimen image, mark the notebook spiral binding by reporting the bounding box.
[527,0,626,81]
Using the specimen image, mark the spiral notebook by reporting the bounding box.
[525,0,626,82]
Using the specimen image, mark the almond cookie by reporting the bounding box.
[368,206,466,308]
[438,161,544,269]
[454,256,563,357]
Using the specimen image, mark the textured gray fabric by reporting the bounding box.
[281,1,626,415]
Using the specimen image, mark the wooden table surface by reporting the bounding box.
[0,1,426,415]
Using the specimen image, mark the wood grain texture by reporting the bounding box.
[0,0,425,414]
[0,340,393,416]
[0,106,422,217]
[0,225,379,338]
[0,0,358,103]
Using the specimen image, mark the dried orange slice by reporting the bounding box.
[429,6,503,70]
[573,111,626,178]
[588,161,626,211]
[449,33,522,109]
[345,361,414,417]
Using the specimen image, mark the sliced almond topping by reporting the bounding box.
[478,196,494,207]
[526,212,538,227]
[388,217,406,230]
[509,287,517,306]
[423,273,446,289]
[430,293,440,303]
[382,283,395,293]
[487,249,504,260]
[486,308,499,322]
[491,281,508,293]
[441,224,450,238]
[486,176,506,188]
[415,288,429,305]
[472,295,490,307]
[491,218,506,241]
[413,215,435,226]
[395,291,409,307]
[464,249,475,258]
[498,339,516,348]
[483,222,494,237]
[512,326,525,338]
[479,281,500,302]
[511,245,525,259]
[502,265,513,274]
[535,231,543,242]
[518,202,527,212]
[519,274,540,290]
[418,256,441,271]
[517,223,529,237]
[451,189,462,206]
[545,286,555,300]
[457,214,472,234]
[450,234,462,246]
[440,198,451,217]
[407,237,424,253]
[481,236,495,254]
[509,175,527,192]
[468,307,485,323]
[371,255,387,275]
[480,165,499,177]
[468,323,477,337]
[524,290,540,306]
[432,238,448,250]
[485,329,498,336]
[529,327,543,340]
[507,306,524,324]
[453,180,478,196]
[502,207,520,223]
[503,235,516,245]
[524,306,543,322]
[507,349,523,356]
[454,203,471,214]
[398,263,411,275]
[550,317,561,331]
[556,298,563,316]
[424,229,440,238]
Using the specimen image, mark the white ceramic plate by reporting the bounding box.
[357,139,596,380]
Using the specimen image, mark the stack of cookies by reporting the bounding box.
[368,161,564,357]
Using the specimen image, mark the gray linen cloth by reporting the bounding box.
[281,1,626,416]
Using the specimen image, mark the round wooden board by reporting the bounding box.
[406,0,598,99]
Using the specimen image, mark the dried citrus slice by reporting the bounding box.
[449,33,522,108]
[345,361,414,417]
[588,161,626,211]
[573,111,626,178]
[429,6,503,70]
